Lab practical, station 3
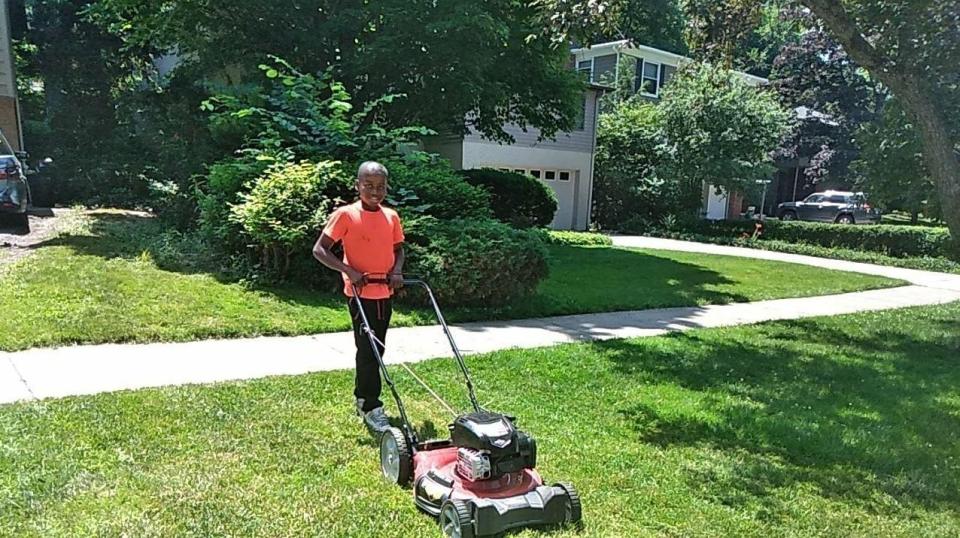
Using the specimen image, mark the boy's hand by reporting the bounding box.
[388,273,404,290]
[345,268,365,289]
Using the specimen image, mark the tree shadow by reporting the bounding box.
[441,245,751,326]
[25,214,752,322]
[597,314,960,514]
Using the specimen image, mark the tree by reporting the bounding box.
[593,99,667,229]
[851,98,939,223]
[682,0,764,67]
[657,63,791,214]
[737,2,806,77]
[770,23,876,186]
[798,0,960,246]
[14,0,155,204]
[90,0,584,143]
[598,0,687,54]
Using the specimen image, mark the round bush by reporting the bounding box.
[230,160,348,276]
[402,217,549,306]
[379,161,492,221]
[461,168,558,228]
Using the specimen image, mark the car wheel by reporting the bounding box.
[836,214,854,225]
[780,210,797,221]
[439,499,474,538]
[379,427,412,486]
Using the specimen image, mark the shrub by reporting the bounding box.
[230,160,348,275]
[545,230,612,246]
[676,219,954,259]
[643,229,960,274]
[461,168,557,228]
[403,217,549,306]
[197,156,272,250]
[594,100,679,229]
[760,221,953,258]
[385,161,492,221]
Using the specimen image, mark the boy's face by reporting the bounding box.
[357,173,387,207]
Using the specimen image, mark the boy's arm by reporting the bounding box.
[313,233,364,285]
[389,243,404,289]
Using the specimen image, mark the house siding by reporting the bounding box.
[463,88,598,154]
[0,0,20,150]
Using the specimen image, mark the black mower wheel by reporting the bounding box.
[439,499,474,538]
[555,482,583,525]
[379,427,412,486]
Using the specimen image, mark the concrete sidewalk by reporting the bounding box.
[3,237,959,405]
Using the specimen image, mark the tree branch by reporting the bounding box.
[799,0,888,72]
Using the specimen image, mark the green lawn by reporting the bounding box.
[880,211,947,228]
[2,303,958,536]
[0,212,902,351]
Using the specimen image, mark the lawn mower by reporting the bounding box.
[352,276,582,538]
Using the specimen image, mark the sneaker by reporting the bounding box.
[355,398,365,417]
[363,406,391,433]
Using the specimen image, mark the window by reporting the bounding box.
[513,169,526,175]
[558,171,571,181]
[530,170,542,179]
[544,171,556,181]
[803,194,825,204]
[640,61,661,96]
[577,59,593,82]
[827,195,847,204]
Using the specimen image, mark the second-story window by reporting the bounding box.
[639,60,661,97]
[577,59,593,82]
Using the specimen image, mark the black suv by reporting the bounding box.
[777,191,880,225]
[0,130,29,231]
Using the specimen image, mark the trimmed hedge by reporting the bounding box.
[545,230,613,247]
[461,168,558,228]
[646,230,960,274]
[682,219,954,259]
[403,217,549,306]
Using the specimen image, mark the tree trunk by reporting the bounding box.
[801,0,960,250]
[911,209,919,225]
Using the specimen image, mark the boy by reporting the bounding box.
[312,161,404,433]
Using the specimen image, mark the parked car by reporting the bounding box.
[777,190,880,225]
[0,130,29,231]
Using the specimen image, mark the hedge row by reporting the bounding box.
[544,230,613,247]
[647,230,960,274]
[684,219,954,259]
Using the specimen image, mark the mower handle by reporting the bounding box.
[347,273,483,424]
[358,272,420,287]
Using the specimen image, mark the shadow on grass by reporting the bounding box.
[26,213,752,323]
[27,211,348,303]
[598,312,960,514]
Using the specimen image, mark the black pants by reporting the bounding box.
[349,297,392,413]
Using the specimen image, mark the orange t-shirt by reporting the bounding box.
[322,201,405,299]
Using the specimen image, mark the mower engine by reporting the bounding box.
[451,411,537,481]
